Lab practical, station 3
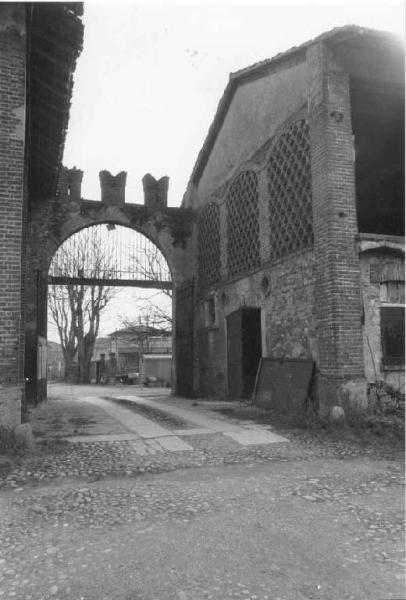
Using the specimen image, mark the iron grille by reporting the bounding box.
[267,120,313,260]
[227,171,260,277]
[198,203,221,289]
[49,224,171,282]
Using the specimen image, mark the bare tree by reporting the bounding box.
[124,242,173,329]
[48,227,117,383]
[48,285,78,381]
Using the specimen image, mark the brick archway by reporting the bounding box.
[24,169,197,405]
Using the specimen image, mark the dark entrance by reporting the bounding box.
[227,307,262,398]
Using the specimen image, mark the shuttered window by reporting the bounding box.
[380,306,405,366]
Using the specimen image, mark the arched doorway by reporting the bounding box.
[24,175,197,407]
[46,224,173,391]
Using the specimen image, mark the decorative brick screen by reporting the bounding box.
[198,202,221,289]
[227,171,260,277]
[267,120,313,260]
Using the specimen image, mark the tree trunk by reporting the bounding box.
[63,346,77,383]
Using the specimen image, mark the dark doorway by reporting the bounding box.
[227,307,262,399]
[350,78,405,236]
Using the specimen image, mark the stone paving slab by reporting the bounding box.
[30,394,128,438]
[223,429,288,446]
[32,392,288,459]
[82,396,175,439]
[116,395,275,436]
[117,394,289,443]
[172,428,212,436]
[156,436,193,452]
[59,433,140,443]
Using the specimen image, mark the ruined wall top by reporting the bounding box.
[58,168,169,210]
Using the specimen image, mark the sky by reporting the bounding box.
[63,0,405,206]
[49,0,405,342]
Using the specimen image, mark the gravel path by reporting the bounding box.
[0,385,404,599]
[0,458,404,600]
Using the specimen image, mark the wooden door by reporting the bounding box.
[242,308,262,397]
[227,310,243,397]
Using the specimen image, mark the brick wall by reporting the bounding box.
[190,32,403,411]
[24,173,196,403]
[194,45,370,409]
[196,251,316,398]
[0,5,26,426]
[307,42,366,411]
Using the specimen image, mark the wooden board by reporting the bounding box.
[252,357,314,412]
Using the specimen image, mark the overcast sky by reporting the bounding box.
[63,0,404,207]
[51,1,404,342]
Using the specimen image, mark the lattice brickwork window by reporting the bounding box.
[267,120,313,259]
[198,203,221,289]
[227,171,260,277]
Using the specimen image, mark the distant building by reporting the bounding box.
[90,327,172,384]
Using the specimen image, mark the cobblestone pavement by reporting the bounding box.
[0,385,404,600]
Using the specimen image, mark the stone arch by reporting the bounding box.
[24,169,197,404]
[46,218,175,284]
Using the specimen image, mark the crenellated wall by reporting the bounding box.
[24,169,197,404]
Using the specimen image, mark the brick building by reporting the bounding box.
[183,26,404,413]
[89,327,172,383]
[0,14,404,429]
[0,3,83,425]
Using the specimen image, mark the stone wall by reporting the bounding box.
[196,251,316,398]
[0,5,26,426]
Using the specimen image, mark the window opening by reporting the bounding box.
[267,120,313,260]
[227,171,260,277]
[198,203,220,290]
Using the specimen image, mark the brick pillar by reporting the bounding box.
[0,5,26,426]
[57,166,83,201]
[307,42,366,412]
[99,170,127,205]
[142,174,169,210]
[67,168,83,202]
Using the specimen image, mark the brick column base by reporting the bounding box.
[315,375,368,416]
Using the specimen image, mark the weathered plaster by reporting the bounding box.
[196,60,307,200]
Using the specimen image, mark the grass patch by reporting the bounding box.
[214,403,405,451]
[102,397,191,429]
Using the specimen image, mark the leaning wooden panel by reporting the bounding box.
[252,357,314,413]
